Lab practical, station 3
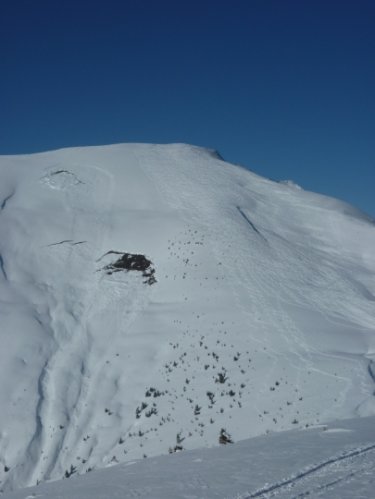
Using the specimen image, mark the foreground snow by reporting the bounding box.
[0,143,374,492]
[3,415,375,498]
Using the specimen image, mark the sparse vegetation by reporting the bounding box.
[64,465,77,478]
[219,428,233,445]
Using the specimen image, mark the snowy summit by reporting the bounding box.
[0,143,374,497]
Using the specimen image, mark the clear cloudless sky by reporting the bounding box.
[0,0,374,216]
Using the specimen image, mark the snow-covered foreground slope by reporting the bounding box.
[3,416,375,499]
[0,143,374,492]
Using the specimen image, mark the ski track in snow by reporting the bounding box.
[242,443,375,498]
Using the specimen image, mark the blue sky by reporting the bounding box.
[1,0,374,216]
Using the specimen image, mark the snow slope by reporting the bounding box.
[3,415,375,499]
[0,143,374,492]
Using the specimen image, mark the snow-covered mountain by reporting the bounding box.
[0,143,374,494]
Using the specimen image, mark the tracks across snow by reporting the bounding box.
[24,163,117,486]
[241,444,375,499]
[242,443,375,498]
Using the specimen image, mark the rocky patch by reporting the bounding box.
[99,251,156,285]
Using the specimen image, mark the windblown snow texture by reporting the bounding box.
[0,143,374,493]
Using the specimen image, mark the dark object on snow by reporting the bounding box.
[169,432,185,453]
[215,371,228,384]
[64,465,77,478]
[219,428,233,445]
[102,251,156,285]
